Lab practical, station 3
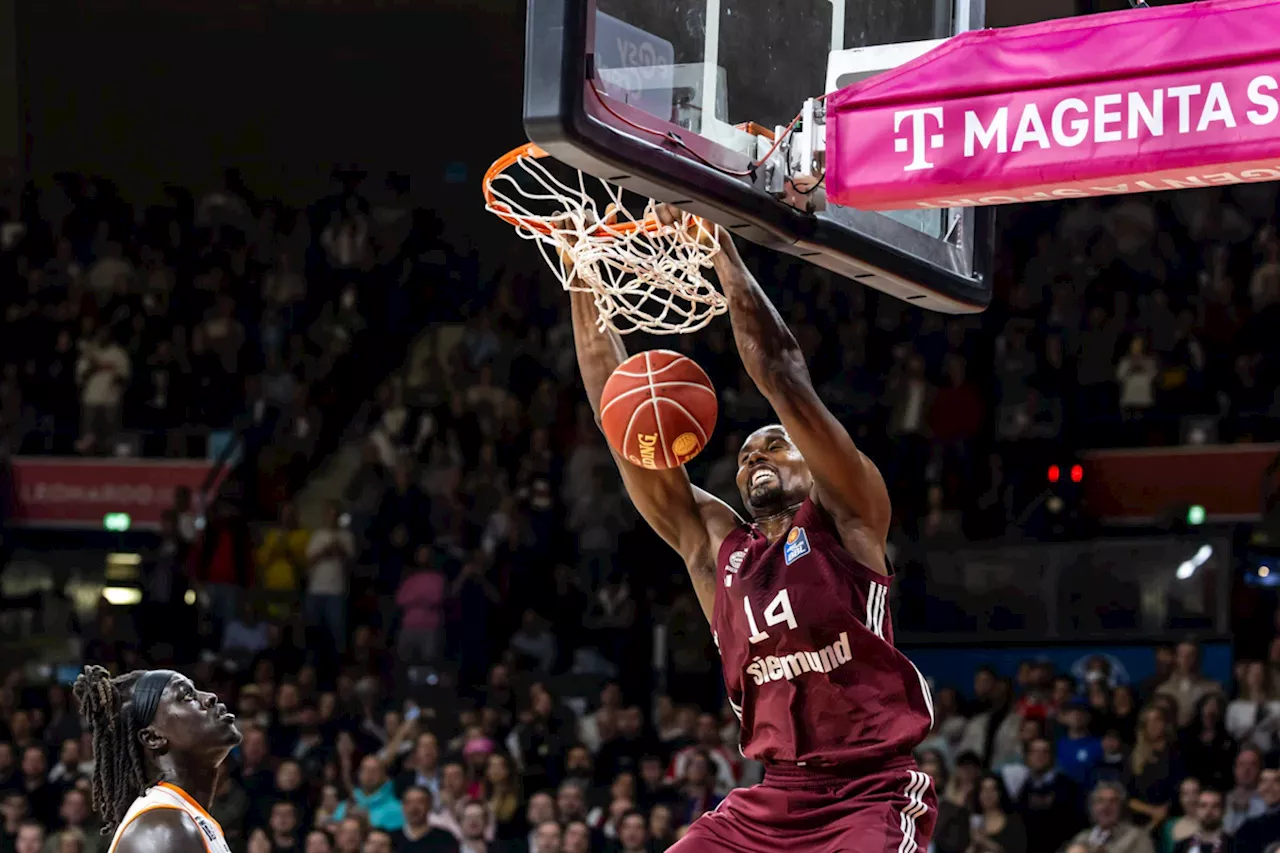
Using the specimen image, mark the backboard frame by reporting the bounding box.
[523,0,995,313]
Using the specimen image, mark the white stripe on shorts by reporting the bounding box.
[897,770,932,853]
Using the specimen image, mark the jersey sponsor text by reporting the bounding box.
[746,631,852,685]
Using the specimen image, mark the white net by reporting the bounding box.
[485,146,727,335]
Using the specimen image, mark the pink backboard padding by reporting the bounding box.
[827,0,1280,211]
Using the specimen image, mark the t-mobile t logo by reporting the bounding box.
[894,108,945,172]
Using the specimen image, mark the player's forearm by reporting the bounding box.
[570,286,628,418]
[712,239,810,395]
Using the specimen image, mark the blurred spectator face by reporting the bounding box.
[485,754,513,786]
[640,756,664,788]
[319,785,341,815]
[56,832,82,853]
[442,763,467,798]
[648,805,673,840]
[532,822,561,853]
[686,753,712,786]
[618,814,647,851]
[336,819,363,853]
[459,803,487,840]
[557,783,586,821]
[1234,748,1262,789]
[602,682,623,709]
[1175,642,1199,676]
[277,761,303,792]
[695,714,719,746]
[0,744,14,774]
[401,788,431,827]
[358,757,385,793]
[973,669,995,700]
[1178,778,1202,817]
[21,747,46,780]
[1090,785,1123,829]
[58,740,81,768]
[1017,718,1041,747]
[619,707,643,737]
[611,774,635,802]
[247,829,272,853]
[305,831,334,853]
[15,826,43,853]
[562,822,590,853]
[242,728,269,765]
[413,734,439,769]
[1025,739,1053,774]
[1195,790,1224,832]
[1141,708,1167,742]
[2,792,28,824]
[59,791,89,825]
[270,802,298,836]
[526,792,555,826]
[362,832,392,853]
[10,712,31,742]
[1050,678,1073,707]
[565,746,591,775]
[277,684,300,714]
[1111,686,1135,716]
[1257,769,1280,807]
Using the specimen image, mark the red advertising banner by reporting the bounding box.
[6,458,219,530]
[1081,443,1280,522]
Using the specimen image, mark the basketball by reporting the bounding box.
[600,350,718,470]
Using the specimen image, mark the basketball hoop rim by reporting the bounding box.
[483,142,703,239]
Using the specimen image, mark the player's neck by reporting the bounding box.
[158,759,220,811]
[752,502,804,541]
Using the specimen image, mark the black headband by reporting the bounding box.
[132,670,178,729]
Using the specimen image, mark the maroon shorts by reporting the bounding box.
[670,760,936,853]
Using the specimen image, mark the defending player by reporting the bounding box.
[570,213,936,852]
[73,665,241,853]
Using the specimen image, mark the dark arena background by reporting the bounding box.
[0,1,1278,852]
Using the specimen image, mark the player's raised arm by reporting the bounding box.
[570,283,740,618]
[709,230,892,547]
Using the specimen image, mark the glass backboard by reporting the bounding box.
[523,0,993,312]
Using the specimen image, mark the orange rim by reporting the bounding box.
[483,143,672,239]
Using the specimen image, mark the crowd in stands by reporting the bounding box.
[3,603,1280,853]
[2,170,1280,853]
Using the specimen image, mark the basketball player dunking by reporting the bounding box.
[73,666,240,853]
[570,212,937,852]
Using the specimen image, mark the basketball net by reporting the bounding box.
[484,144,727,335]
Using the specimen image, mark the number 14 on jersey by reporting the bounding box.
[744,589,798,643]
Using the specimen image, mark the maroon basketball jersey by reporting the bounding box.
[712,498,934,768]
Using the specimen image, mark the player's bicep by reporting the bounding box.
[766,368,891,535]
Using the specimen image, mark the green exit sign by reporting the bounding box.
[103,513,132,532]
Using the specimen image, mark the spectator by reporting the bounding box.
[1223,747,1267,836]
[1128,706,1183,834]
[74,327,130,454]
[1180,694,1236,794]
[1012,738,1080,852]
[334,757,405,832]
[1171,789,1229,853]
[1234,768,1280,853]
[306,502,357,657]
[1225,662,1280,755]
[1068,781,1155,853]
[395,547,448,664]
[256,501,310,614]
[1057,700,1103,788]
[1161,777,1203,853]
[967,774,1026,853]
[1158,643,1223,728]
[392,787,458,853]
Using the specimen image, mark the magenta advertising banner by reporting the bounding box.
[828,0,1280,211]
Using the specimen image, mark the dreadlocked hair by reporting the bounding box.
[73,666,159,835]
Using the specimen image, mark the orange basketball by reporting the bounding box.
[600,350,718,470]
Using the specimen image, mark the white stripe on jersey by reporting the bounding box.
[865,583,888,639]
